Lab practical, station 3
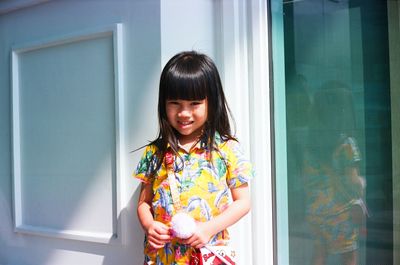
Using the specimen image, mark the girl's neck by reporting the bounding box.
[176,127,205,152]
[178,137,200,153]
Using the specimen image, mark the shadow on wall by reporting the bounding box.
[102,186,144,265]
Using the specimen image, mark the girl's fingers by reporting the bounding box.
[148,222,171,239]
[194,243,206,249]
[148,236,170,246]
[181,230,208,246]
[155,226,169,234]
[148,230,173,249]
[157,233,172,241]
[152,221,170,235]
[149,233,171,243]
[182,236,198,246]
[149,241,165,249]
[148,237,164,245]
[189,239,205,249]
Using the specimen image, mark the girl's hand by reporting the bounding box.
[181,222,212,249]
[146,221,172,249]
[180,184,251,249]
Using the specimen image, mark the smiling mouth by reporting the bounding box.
[178,121,193,126]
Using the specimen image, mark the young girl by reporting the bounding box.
[134,51,254,264]
[304,82,366,265]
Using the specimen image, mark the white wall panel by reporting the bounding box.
[11,25,125,244]
[1,1,161,264]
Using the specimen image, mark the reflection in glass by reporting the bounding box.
[273,0,396,264]
[303,81,367,265]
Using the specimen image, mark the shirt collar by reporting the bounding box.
[165,132,223,153]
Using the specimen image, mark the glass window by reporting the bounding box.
[271,0,399,264]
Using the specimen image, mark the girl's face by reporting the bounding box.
[166,98,208,145]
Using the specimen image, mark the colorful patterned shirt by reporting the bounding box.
[134,134,254,265]
[304,135,361,219]
[303,135,362,253]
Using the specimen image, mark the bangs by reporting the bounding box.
[157,51,234,152]
[162,61,209,101]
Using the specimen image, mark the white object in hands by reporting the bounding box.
[171,212,196,239]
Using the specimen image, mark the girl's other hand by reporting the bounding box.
[181,222,212,249]
[146,221,172,249]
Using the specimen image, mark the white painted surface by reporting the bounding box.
[0,0,274,264]
[11,25,123,244]
[247,1,275,264]
[160,0,217,65]
[1,1,161,264]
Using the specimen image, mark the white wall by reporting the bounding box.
[0,1,161,264]
[160,0,218,65]
[0,0,274,264]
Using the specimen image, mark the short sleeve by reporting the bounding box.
[134,145,159,184]
[333,136,361,173]
[344,137,361,164]
[223,140,254,188]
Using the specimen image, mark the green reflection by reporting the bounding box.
[272,0,394,264]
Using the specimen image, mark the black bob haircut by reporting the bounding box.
[150,51,235,173]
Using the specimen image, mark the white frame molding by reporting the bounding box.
[388,1,400,263]
[247,0,275,264]
[11,23,126,244]
[218,1,252,264]
[219,0,274,264]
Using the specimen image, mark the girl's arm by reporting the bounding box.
[137,183,172,249]
[182,183,251,248]
[345,165,364,198]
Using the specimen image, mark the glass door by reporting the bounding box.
[271,0,399,264]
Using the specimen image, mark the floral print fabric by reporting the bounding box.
[134,135,253,264]
[304,135,362,254]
